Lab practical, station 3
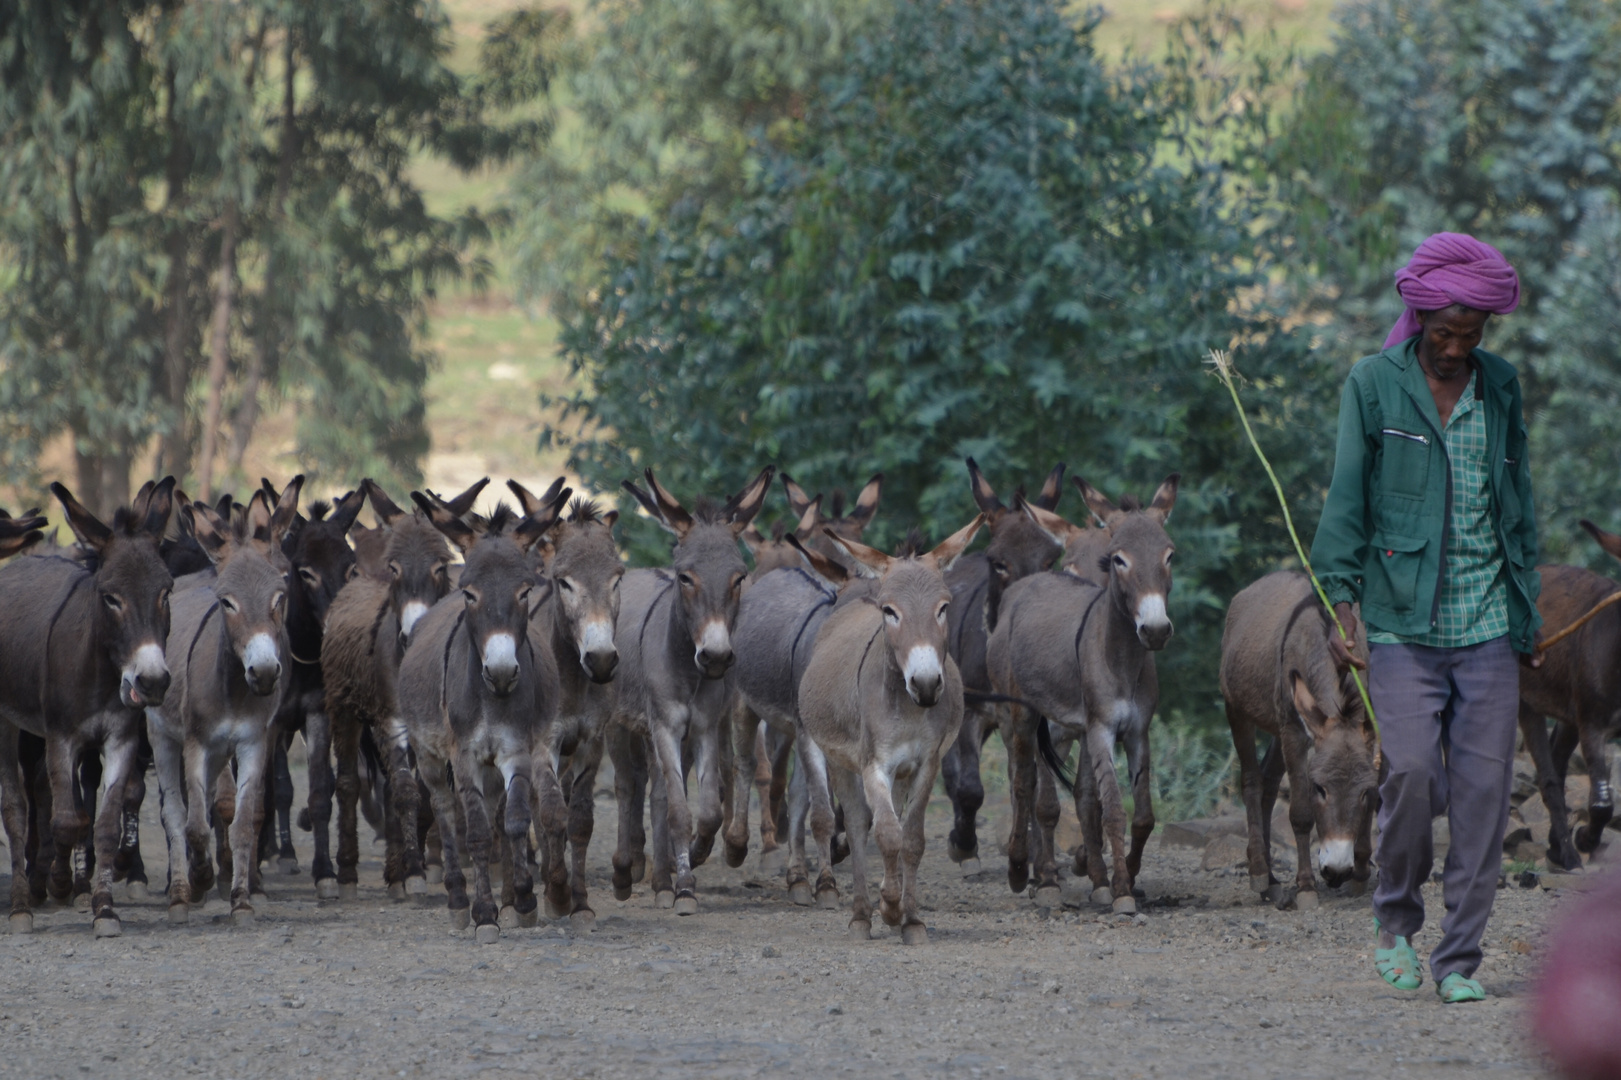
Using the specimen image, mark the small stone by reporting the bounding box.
[1133,913,1149,926]
[761,945,780,958]
[826,1005,843,1015]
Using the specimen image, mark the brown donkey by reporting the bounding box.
[146,483,300,924]
[0,479,177,936]
[988,476,1178,915]
[941,459,1065,873]
[1519,520,1621,869]
[609,467,773,914]
[797,516,983,944]
[1221,571,1377,907]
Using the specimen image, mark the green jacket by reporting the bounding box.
[1310,339,1542,653]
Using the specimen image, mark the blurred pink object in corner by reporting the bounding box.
[1532,869,1621,1080]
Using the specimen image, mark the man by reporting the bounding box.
[1311,232,1541,1004]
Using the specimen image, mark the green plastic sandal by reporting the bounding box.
[1437,973,1486,1003]
[1374,919,1423,991]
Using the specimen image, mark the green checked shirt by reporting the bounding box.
[1367,369,1510,648]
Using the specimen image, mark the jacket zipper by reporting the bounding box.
[1403,397,1450,629]
[1381,428,1430,445]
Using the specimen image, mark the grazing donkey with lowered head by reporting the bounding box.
[1519,519,1621,870]
[396,490,570,942]
[147,482,300,923]
[940,459,1065,873]
[609,467,773,914]
[798,516,983,944]
[510,483,624,928]
[0,478,176,936]
[316,477,488,899]
[1221,571,1377,907]
[989,475,1178,914]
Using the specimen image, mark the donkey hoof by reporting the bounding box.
[1033,886,1061,910]
[338,883,359,902]
[901,923,929,946]
[93,916,122,938]
[277,857,299,875]
[425,866,444,885]
[816,888,840,911]
[475,923,501,945]
[613,883,633,903]
[405,875,428,898]
[722,841,748,869]
[674,893,699,917]
[518,905,540,929]
[544,893,570,919]
[1294,890,1320,911]
[316,878,339,900]
[1090,887,1114,907]
[654,890,676,910]
[73,893,92,913]
[570,908,596,931]
[167,903,189,925]
[1250,874,1274,895]
[959,858,982,876]
[387,881,407,901]
[1111,895,1137,916]
[449,907,471,931]
[231,906,255,927]
[126,880,149,902]
[788,881,813,907]
[498,905,520,930]
[847,919,871,941]
[9,913,34,934]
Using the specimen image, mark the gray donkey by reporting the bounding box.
[147,482,300,924]
[0,479,176,936]
[1221,571,1377,907]
[798,517,983,944]
[395,490,570,942]
[989,476,1178,915]
[940,459,1065,873]
[316,477,488,899]
[609,467,774,914]
[509,483,624,928]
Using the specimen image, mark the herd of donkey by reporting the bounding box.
[0,459,1615,947]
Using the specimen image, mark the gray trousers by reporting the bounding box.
[1369,635,1518,982]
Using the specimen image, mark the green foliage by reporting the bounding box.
[1273,0,1621,565]
[546,0,1339,727]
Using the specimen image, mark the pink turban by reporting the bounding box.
[1383,232,1521,349]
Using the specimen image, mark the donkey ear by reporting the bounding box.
[506,477,565,518]
[1146,473,1180,524]
[623,472,692,539]
[784,532,849,586]
[822,526,891,579]
[0,511,47,558]
[514,487,573,552]
[1290,671,1334,742]
[725,466,776,535]
[410,491,477,553]
[130,479,157,525]
[792,494,823,538]
[186,502,234,565]
[1033,463,1067,511]
[268,475,304,549]
[1072,476,1117,526]
[926,513,986,573]
[139,477,177,538]
[1019,497,1084,547]
[601,509,618,530]
[260,477,281,504]
[779,473,817,520]
[965,458,1006,519]
[244,490,275,543]
[1580,519,1621,562]
[362,479,409,526]
[50,482,113,552]
[439,478,490,518]
[846,473,883,530]
[215,492,235,521]
[329,487,367,534]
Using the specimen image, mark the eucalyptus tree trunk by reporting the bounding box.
[157,64,193,481]
[196,201,240,501]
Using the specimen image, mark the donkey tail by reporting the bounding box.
[1035,716,1075,793]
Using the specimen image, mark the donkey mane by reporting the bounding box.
[895,528,928,559]
[690,497,729,526]
[770,520,787,542]
[307,500,332,521]
[567,497,604,524]
[484,502,520,535]
[1118,494,1143,512]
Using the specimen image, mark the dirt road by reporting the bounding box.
[0,772,1578,1080]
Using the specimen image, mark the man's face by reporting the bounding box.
[1416,305,1490,379]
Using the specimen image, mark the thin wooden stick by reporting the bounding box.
[1535,589,1621,655]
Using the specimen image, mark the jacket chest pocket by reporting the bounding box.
[1378,427,1432,500]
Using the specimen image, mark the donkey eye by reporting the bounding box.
[102,593,124,611]
[1164,550,1175,565]
[158,590,171,611]
[220,596,239,615]
[678,573,695,589]
[462,588,479,606]
[388,560,403,580]
[991,561,1009,580]
[882,606,901,625]
[345,564,360,582]
[299,567,321,586]
[1313,783,1327,799]
[1112,554,1129,570]
[433,563,448,579]
[557,578,574,593]
[936,603,949,623]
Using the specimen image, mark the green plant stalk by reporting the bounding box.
[1208,351,1378,736]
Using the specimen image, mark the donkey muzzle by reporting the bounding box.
[120,643,171,708]
[1135,594,1173,651]
[694,620,734,679]
[398,599,430,650]
[903,645,945,708]
[242,632,283,696]
[1318,837,1356,886]
[482,633,521,697]
[578,618,619,683]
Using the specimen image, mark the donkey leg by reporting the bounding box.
[1229,705,1272,897]
[1086,725,1134,911]
[212,765,239,902]
[88,731,138,936]
[333,717,362,898]
[181,744,217,901]
[796,735,838,907]
[304,707,339,897]
[502,768,538,927]
[896,755,938,945]
[383,723,425,895]
[688,713,726,871]
[946,708,987,867]
[148,725,192,921]
[73,748,102,908]
[831,768,872,939]
[565,743,603,927]
[1073,738,1107,895]
[1031,750,1062,907]
[530,751,570,919]
[457,754,500,941]
[0,724,35,930]
[227,743,269,922]
[753,724,778,854]
[651,722,699,913]
[1277,729,1318,903]
[646,756,675,908]
[1519,709,1576,869]
[860,766,904,928]
[767,726,793,851]
[607,723,644,899]
[1002,705,1037,895]
[419,751,467,929]
[722,704,758,868]
[1575,717,1614,854]
[1123,719,1156,885]
[44,736,85,906]
[22,737,52,907]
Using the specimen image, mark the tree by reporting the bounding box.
[543,0,1330,726]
